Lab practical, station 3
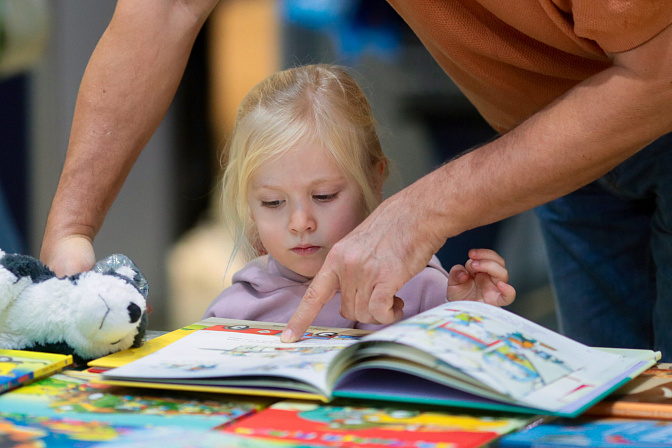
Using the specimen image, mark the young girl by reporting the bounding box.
[203,64,515,330]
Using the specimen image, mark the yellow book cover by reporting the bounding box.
[0,349,73,393]
[87,323,209,369]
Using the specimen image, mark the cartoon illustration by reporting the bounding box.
[300,405,517,432]
[390,307,574,395]
[203,344,346,358]
[10,374,258,419]
[225,402,528,448]
[206,325,284,336]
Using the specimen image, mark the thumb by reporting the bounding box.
[447,265,469,286]
[281,268,340,343]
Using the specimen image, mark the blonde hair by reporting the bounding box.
[221,64,389,269]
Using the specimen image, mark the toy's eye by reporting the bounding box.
[128,303,141,323]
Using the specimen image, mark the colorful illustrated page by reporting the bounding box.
[226,400,532,448]
[0,372,262,429]
[104,325,363,394]
[365,301,651,413]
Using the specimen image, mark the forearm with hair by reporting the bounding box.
[41,0,218,256]
[410,26,672,244]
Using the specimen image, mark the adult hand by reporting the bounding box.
[40,235,96,278]
[40,235,154,314]
[281,181,446,342]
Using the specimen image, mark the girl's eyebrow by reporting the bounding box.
[252,176,347,190]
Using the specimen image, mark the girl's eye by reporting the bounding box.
[314,193,339,202]
[261,200,283,208]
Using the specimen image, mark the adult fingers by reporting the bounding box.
[281,268,340,343]
[368,283,403,326]
[355,287,379,324]
[392,295,405,322]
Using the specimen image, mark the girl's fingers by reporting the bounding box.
[496,281,516,306]
[468,258,509,283]
[448,265,470,286]
[468,248,506,266]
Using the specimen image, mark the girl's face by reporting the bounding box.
[247,142,366,278]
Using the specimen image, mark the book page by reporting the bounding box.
[102,321,364,396]
[359,301,654,412]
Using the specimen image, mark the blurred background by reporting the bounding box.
[0,0,555,331]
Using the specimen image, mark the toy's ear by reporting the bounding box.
[92,254,149,299]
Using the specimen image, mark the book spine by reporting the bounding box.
[1,373,33,393]
[34,357,72,378]
[585,401,672,420]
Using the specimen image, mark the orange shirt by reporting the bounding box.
[387,0,672,133]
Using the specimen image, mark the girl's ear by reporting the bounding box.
[371,160,387,201]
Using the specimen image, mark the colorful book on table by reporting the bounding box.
[585,362,672,420]
[0,348,73,393]
[87,322,209,371]
[0,370,270,430]
[98,301,658,417]
[0,415,323,448]
[224,399,537,448]
[499,417,672,447]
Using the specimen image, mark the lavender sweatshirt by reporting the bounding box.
[203,254,450,330]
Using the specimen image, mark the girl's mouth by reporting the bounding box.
[291,246,320,256]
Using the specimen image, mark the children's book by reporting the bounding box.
[585,363,672,420]
[87,323,208,371]
[0,348,73,393]
[98,302,659,417]
[0,414,318,448]
[498,417,672,447]
[224,399,536,448]
[92,427,328,448]
[0,371,270,430]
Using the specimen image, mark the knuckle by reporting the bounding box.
[302,287,324,306]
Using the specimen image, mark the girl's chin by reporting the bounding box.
[291,263,321,279]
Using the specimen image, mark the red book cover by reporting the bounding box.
[224,400,532,448]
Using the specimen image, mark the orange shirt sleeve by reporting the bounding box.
[552,0,672,53]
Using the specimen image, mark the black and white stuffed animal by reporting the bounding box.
[0,250,148,363]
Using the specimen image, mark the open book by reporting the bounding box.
[99,301,658,417]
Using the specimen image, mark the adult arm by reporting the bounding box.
[281,23,672,342]
[40,0,219,276]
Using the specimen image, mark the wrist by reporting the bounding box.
[41,206,97,261]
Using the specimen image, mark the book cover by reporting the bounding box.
[0,371,270,430]
[586,363,672,420]
[99,302,658,417]
[224,400,536,448]
[0,348,73,393]
[499,417,672,447]
[87,323,209,370]
[0,414,320,448]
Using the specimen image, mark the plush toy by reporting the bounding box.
[0,250,148,364]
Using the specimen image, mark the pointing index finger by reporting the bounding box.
[281,268,340,343]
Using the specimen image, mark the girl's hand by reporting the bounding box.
[447,248,516,306]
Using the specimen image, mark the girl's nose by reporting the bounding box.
[289,206,316,233]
